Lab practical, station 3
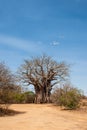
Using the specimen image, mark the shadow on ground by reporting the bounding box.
[0,108,26,117]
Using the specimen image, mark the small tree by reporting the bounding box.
[51,84,82,109]
[0,62,18,109]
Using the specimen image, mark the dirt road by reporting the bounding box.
[0,104,87,130]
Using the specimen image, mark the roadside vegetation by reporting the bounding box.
[51,84,83,109]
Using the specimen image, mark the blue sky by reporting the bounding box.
[0,0,87,94]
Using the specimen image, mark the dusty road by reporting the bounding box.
[0,104,87,130]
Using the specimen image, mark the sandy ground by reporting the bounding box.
[0,104,87,130]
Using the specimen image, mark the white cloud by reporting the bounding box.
[51,41,60,46]
[0,34,43,53]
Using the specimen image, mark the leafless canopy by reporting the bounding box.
[0,62,19,104]
[0,63,14,89]
[19,55,69,103]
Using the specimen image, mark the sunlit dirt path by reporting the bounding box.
[0,104,87,130]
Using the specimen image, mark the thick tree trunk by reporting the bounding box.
[35,88,51,103]
[34,84,51,104]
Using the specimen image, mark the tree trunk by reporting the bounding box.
[35,88,51,103]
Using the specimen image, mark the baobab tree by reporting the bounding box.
[18,55,69,103]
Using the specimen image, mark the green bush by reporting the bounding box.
[13,93,25,103]
[13,91,35,103]
[23,91,35,103]
[51,84,82,109]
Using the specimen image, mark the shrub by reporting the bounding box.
[51,84,82,109]
[23,91,35,103]
[13,91,35,103]
[13,93,25,103]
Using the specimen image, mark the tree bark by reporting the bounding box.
[34,86,51,103]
